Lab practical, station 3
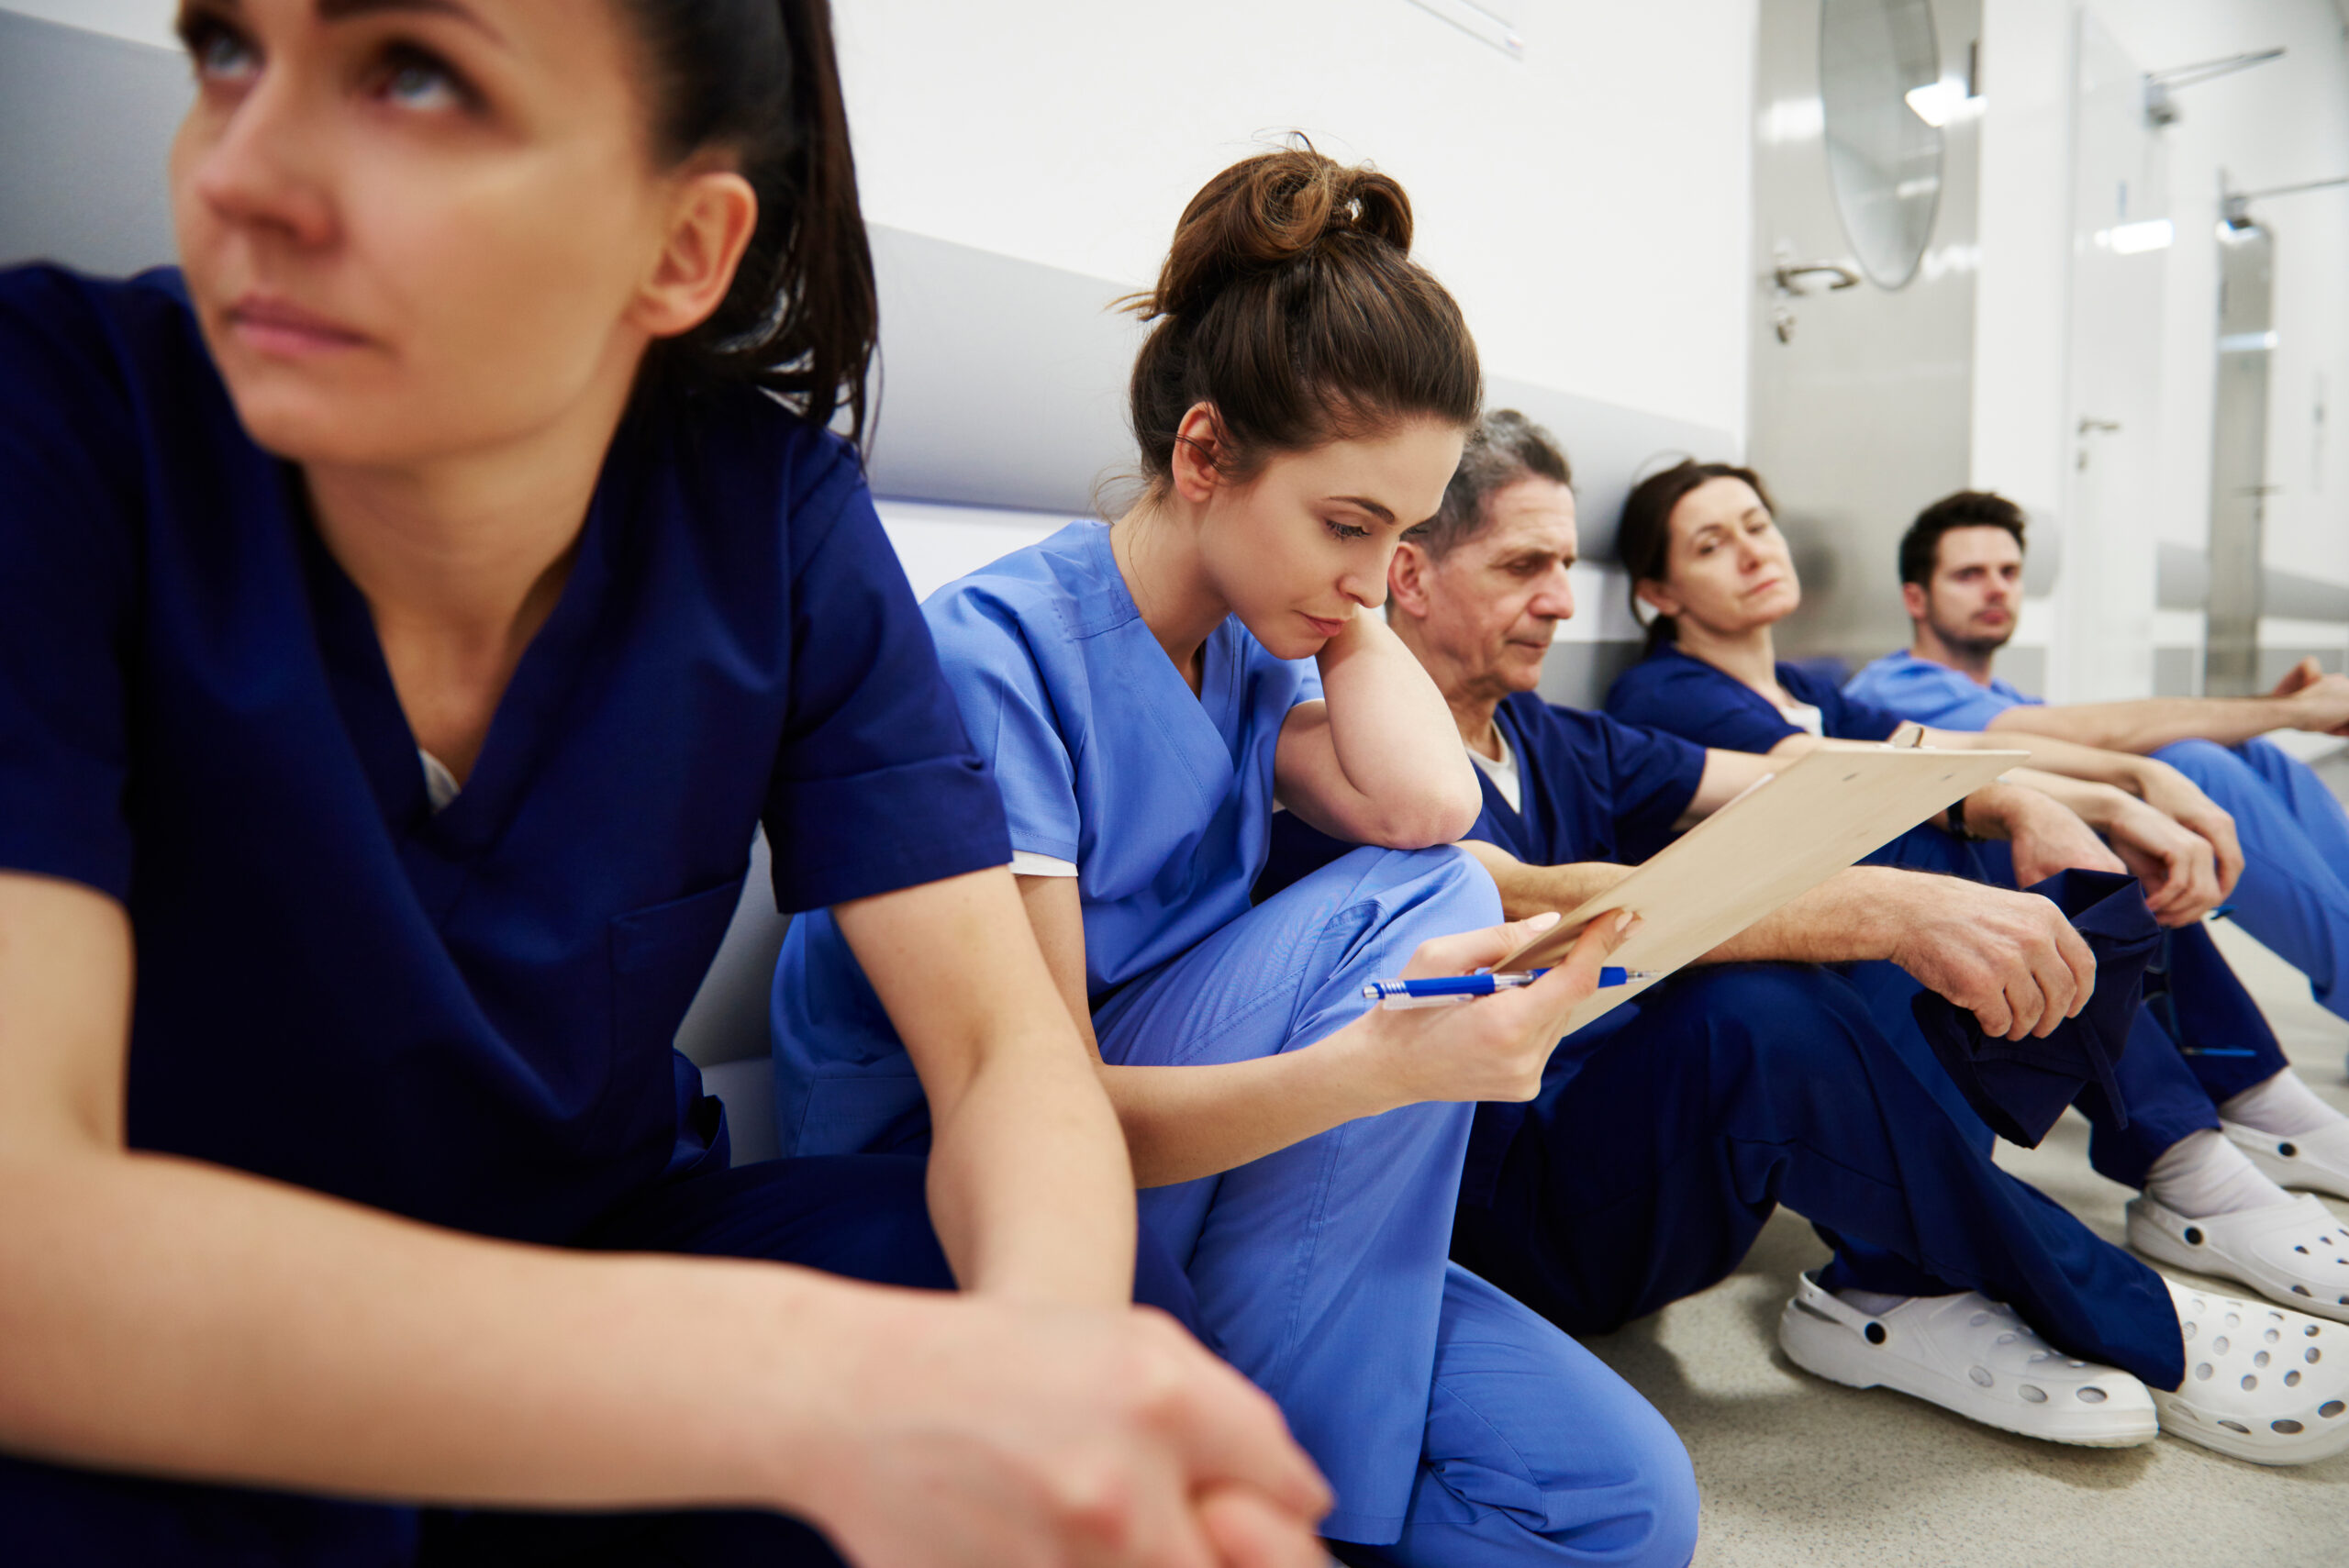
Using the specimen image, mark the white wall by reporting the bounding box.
[1976,0,2349,595]
[29,0,1765,452]
[833,0,1758,448]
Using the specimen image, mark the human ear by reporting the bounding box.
[1387,541,1433,618]
[1169,404,1227,505]
[1899,582,1930,621]
[1634,578,1681,620]
[630,167,759,341]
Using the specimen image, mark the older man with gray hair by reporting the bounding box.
[1255,411,2349,1464]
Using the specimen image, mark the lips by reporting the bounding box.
[223,293,371,356]
[1299,611,1348,639]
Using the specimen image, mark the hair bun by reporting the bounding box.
[1131,142,1414,323]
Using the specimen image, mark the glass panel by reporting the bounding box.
[1819,0,1943,289]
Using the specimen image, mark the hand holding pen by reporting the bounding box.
[1349,908,1643,1106]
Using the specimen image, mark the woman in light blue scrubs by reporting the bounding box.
[775,148,1697,1568]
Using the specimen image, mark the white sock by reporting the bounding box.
[1834,1288,1911,1315]
[2144,1127,2294,1218]
[2220,1069,2347,1138]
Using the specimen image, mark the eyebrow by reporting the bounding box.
[190,0,505,36]
[1329,495,1397,526]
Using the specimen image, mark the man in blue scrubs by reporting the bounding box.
[1847,491,2349,1051]
[1259,413,2349,1464]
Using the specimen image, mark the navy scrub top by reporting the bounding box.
[1605,643,1909,754]
[0,266,1010,1245]
[1259,691,1705,896]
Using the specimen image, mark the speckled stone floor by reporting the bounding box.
[1576,886,2349,1567]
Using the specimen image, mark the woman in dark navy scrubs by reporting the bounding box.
[0,2,1330,1562]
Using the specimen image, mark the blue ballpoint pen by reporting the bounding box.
[1362,967,1662,1007]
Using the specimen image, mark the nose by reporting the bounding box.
[1342,561,1385,611]
[1528,564,1575,622]
[186,66,338,250]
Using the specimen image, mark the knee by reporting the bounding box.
[2152,739,2240,786]
[1631,1426,1701,1568]
[1577,1406,1699,1568]
[1361,844,1504,939]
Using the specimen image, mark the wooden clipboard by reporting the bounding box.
[1497,742,2028,1037]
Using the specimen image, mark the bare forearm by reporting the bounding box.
[1456,840,1634,921]
[1932,727,2156,790]
[1988,697,2288,753]
[1702,866,1915,964]
[1310,617,1481,836]
[924,1051,1135,1307]
[1991,768,2129,828]
[0,1147,863,1513]
[1099,1043,1390,1189]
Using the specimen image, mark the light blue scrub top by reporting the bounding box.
[1843,648,2043,730]
[773,520,1320,1156]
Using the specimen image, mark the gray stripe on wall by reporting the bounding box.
[2153,647,2201,696]
[1536,640,1645,714]
[2265,570,2349,625]
[2157,543,2210,610]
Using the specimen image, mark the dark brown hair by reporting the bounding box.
[1408,409,1573,561]
[1900,490,2028,586]
[1125,144,1481,491]
[1616,460,1776,649]
[619,0,876,439]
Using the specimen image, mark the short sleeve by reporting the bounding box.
[0,270,142,901]
[1842,656,2018,732]
[924,588,1084,864]
[1591,712,1706,862]
[1606,650,1796,755]
[1780,665,1904,742]
[763,446,1012,912]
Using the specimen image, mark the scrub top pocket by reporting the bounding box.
[608,876,749,1062]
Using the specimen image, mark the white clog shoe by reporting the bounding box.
[2223,1119,2349,1201]
[1776,1273,2158,1447]
[2127,1193,2349,1321]
[2152,1280,2349,1465]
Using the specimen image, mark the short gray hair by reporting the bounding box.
[1405,409,1573,561]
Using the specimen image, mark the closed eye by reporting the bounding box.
[1324,518,1372,542]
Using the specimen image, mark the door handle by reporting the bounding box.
[2077,417,2122,435]
[1772,261,1862,295]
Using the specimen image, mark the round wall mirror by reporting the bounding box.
[1819,0,1944,289]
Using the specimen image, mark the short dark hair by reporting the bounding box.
[1899,491,2028,586]
[1615,459,1776,650]
[1405,409,1573,560]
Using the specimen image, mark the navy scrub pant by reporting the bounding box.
[1855,825,2290,1188]
[0,1151,1200,1566]
[1451,963,2188,1393]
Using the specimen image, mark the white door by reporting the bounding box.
[1747,0,1984,667]
[2055,6,2168,703]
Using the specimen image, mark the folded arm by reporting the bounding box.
[1273,614,1482,848]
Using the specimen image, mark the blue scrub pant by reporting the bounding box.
[1451,964,2188,1393]
[0,1151,1197,1566]
[1856,824,2289,1188]
[1096,846,1698,1568]
[2154,737,2349,1023]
